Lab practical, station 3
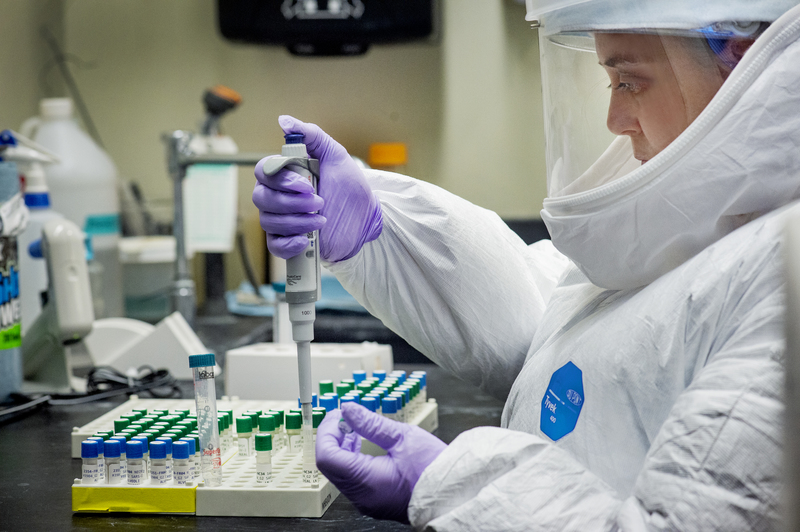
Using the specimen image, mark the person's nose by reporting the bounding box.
[606,91,640,137]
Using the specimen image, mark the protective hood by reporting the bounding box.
[541,5,800,290]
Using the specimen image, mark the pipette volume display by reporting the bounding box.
[189,353,222,487]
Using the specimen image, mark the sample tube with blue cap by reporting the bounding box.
[382,397,400,422]
[179,437,198,479]
[352,370,367,385]
[81,440,101,484]
[362,396,379,413]
[319,395,338,412]
[104,440,123,484]
[126,441,146,485]
[86,437,106,482]
[149,441,169,485]
[189,353,222,486]
[389,391,406,422]
[155,436,173,480]
[172,441,192,486]
[110,436,128,480]
[411,371,427,403]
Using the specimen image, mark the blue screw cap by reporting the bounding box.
[126,441,144,459]
[381,397,398,414]
[81,440,99,459]
[189,353,215,368]
[104,440,121,458]
[319,395,338,412]
[155,436,173,454]
[149,441,167,460]
[173,441,190,460]
[362,396,378,412]
[179,437,196,455]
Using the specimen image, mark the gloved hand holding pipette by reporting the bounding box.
[316,402,447,523]
[252,115,383,263]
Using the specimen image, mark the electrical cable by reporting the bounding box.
[0,365,181,426]
[39,26,105,149]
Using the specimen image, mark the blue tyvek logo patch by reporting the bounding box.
[540,361,584,441]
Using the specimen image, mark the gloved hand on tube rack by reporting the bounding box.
[315,402,447,523]
[252,115,383,262]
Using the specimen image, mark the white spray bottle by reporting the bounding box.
[0,131,64,333]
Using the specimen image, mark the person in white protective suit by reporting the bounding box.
[252,0,800,529]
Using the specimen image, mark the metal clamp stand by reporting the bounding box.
[162,130,269,328]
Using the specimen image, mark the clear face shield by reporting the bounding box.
[531,0,768,198]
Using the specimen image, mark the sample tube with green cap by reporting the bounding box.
[255,433,273,485]
[189,353,222,487]
[319,379,334,395]
[285,412,303,454]
[336,383,351,398]
[236,416,253,457]
[258,414,278,450]
[218,409,233,451]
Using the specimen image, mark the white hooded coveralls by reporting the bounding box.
[326,6,800,531]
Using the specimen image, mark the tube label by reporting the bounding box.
[173,462,192,486]
[256,462,272,484]
[81,463,100,484]
[289,434,303,454]
[107,462,122,484]
[150,462,168,485]
[238,437,251,457]
[127,463,145,485]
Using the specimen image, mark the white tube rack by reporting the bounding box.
[70,394,438,517]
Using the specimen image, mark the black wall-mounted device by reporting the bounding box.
[218,0,437,56]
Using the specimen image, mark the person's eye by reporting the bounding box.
[608,80,643,93]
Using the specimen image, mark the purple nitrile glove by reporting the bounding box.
[252,115,383,263]
[316,402,447,523]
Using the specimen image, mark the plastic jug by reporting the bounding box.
[21,98,123,318]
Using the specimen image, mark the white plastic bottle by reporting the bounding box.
[21,98,123,318]
[17,161,63,332]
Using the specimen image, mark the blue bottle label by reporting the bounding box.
[0,237,20,349]
[540,361,584,441]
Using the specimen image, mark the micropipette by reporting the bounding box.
[189,353,222,486]
[260,133,321,480]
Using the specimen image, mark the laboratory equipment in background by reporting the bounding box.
[162,133,268,328]
[184,86,241,315]
[218,0,438,56]
[22,218,94,393]
[21,98,123,319]
[118,236,178,323]
[82,311,208,381]
[225,342,393,400]
[368,142,408,174]
[17,208,208,387]
[0,158,27,402]
[0,130,64,334]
